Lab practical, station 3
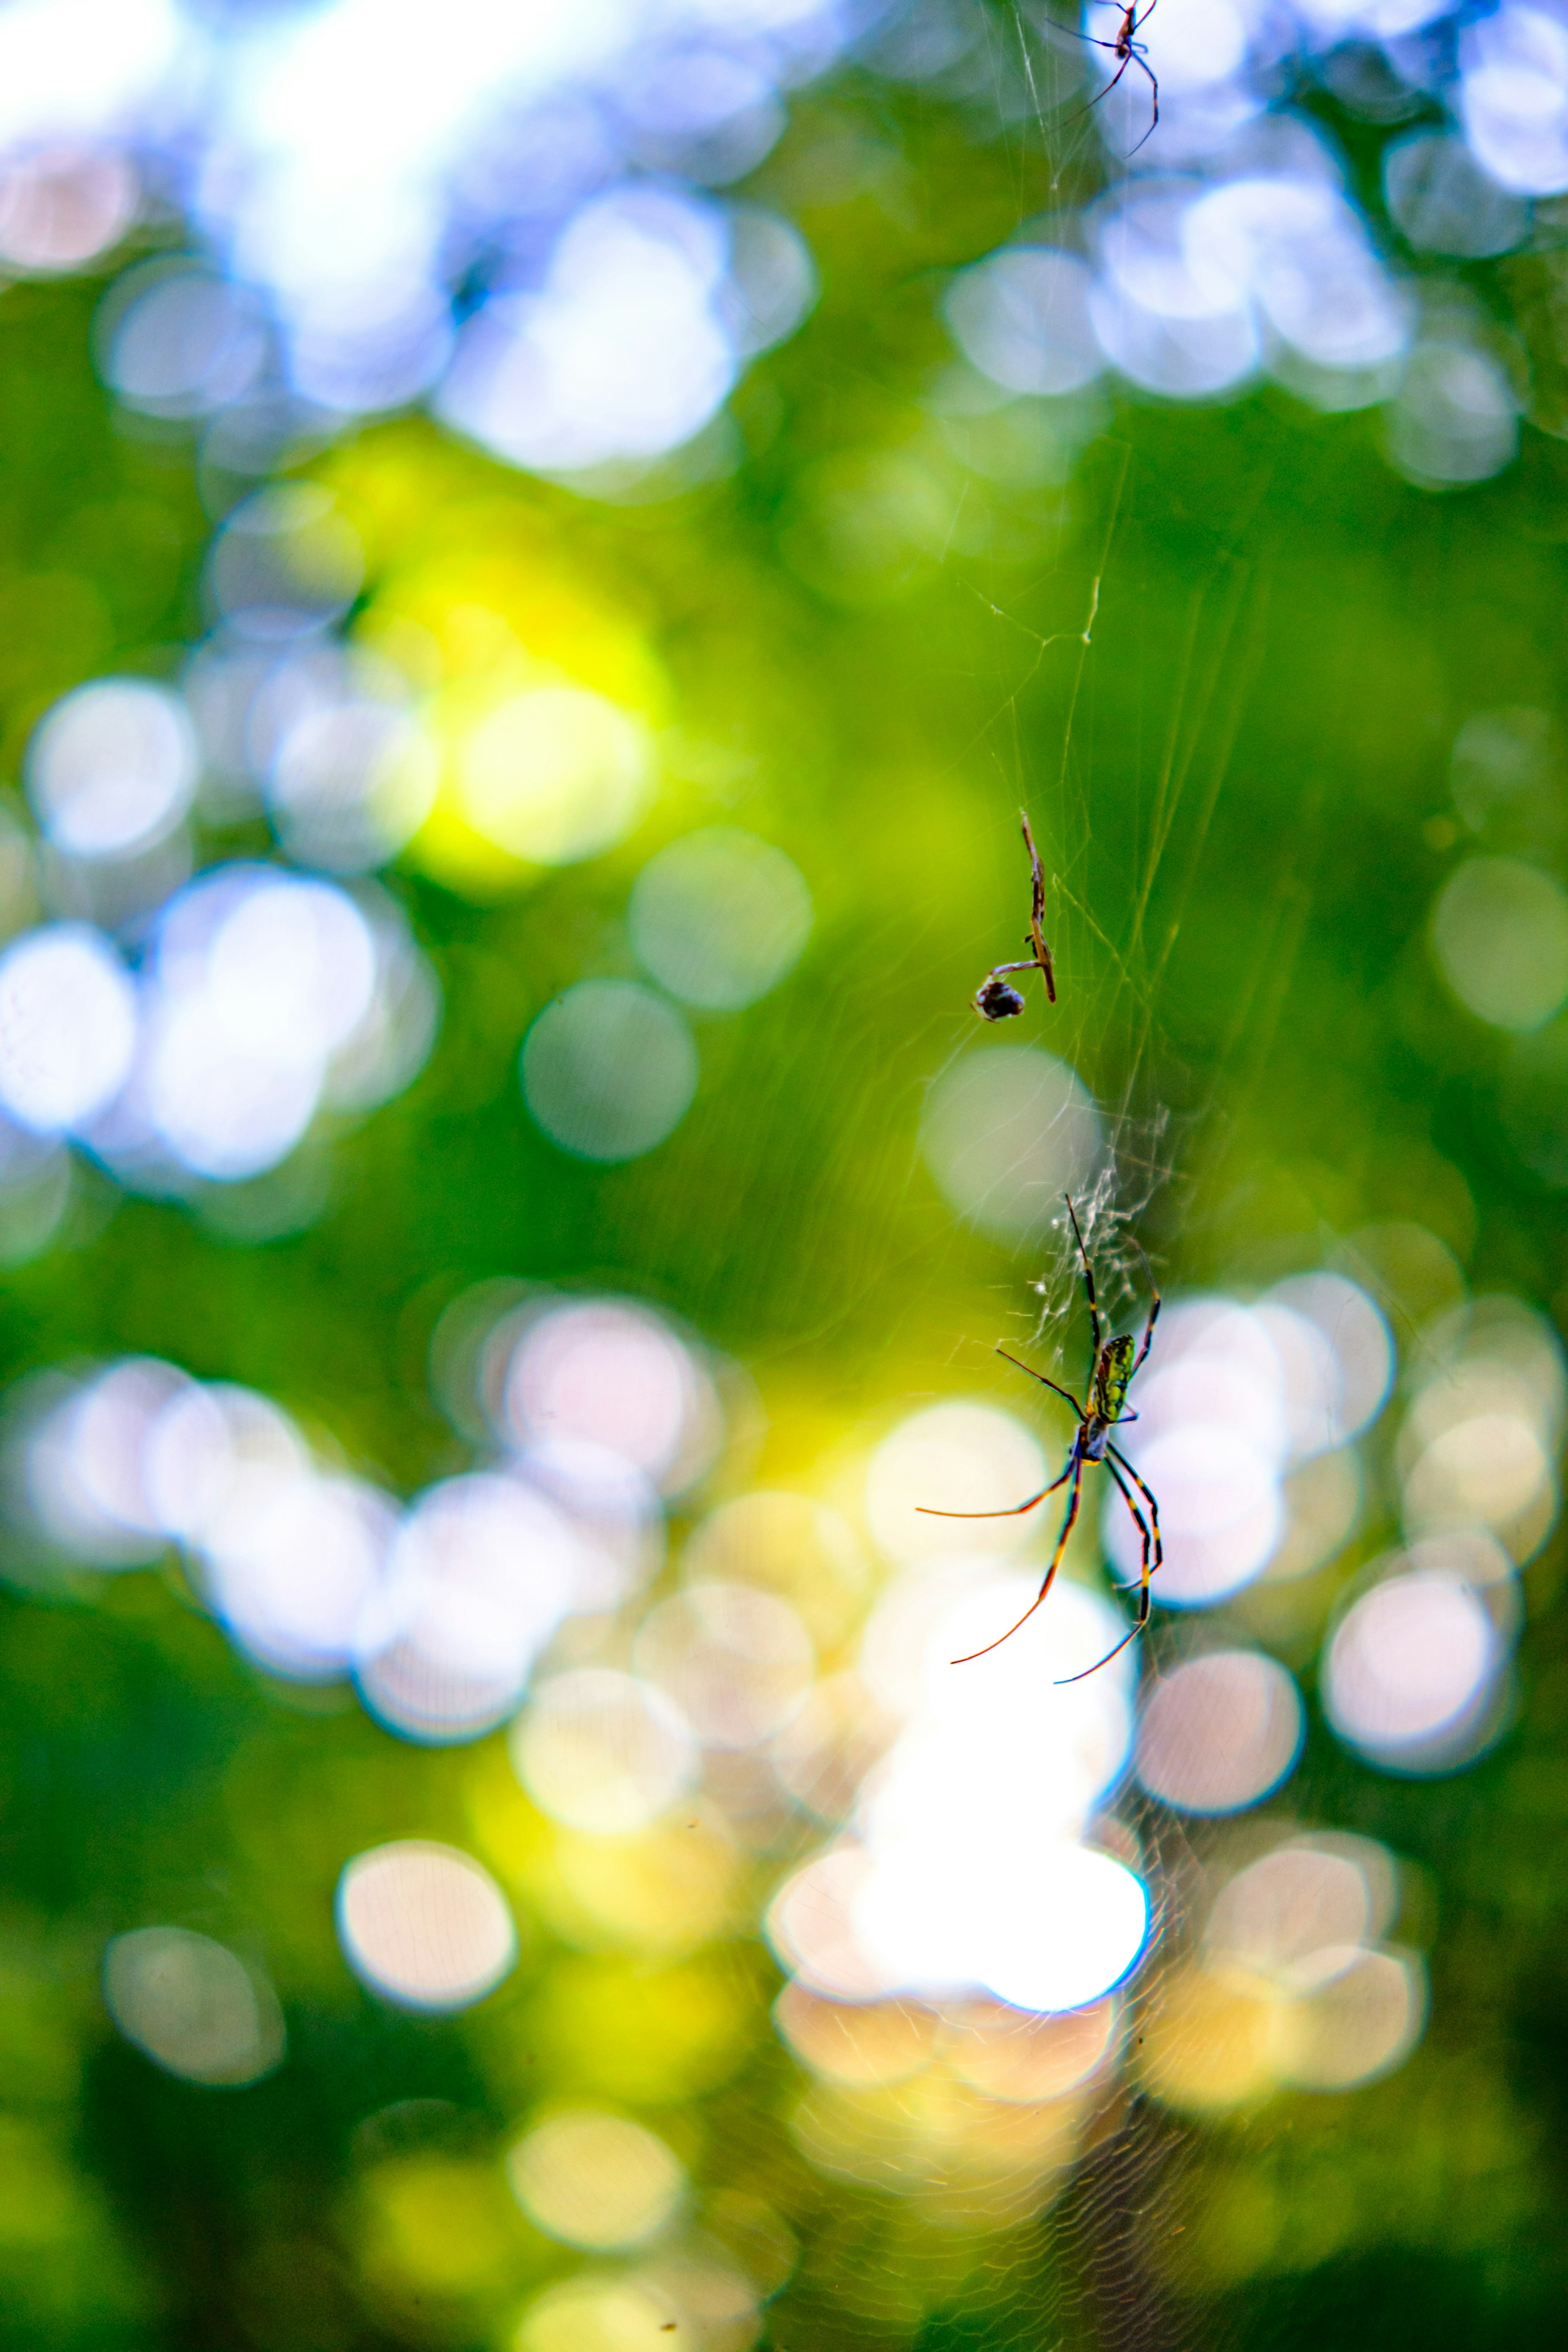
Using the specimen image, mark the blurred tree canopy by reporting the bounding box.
[0,29,1566,2352]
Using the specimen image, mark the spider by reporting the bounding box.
[918,1194,1163,1683]
[1066,0,1160,158]
[973,808,1057,1020]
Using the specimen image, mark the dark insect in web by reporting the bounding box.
[973,808,1057,1021]
[918,1194,1163,1683]
[1064,0,1160,158]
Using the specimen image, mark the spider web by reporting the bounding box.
[744,32,1312,2338]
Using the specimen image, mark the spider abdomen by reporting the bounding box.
[1094,1333,1136,1423]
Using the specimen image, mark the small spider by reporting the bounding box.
[918,1194,1163,1683]
[1067,0,1160,158]
[973,809,1057,1020]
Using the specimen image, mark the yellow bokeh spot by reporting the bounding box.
[529,1953,757,2104]
[317,427,671,898]
[507,2111,684,2251]
[467,1747,742,1958]
[457,686,653,865]
[517,2273,677,2352]
[1136,1964,1287,2115]
[355,2156,535,2304]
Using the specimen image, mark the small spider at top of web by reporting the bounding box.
[973,809,1057,1021]
[1065,0,1159,158]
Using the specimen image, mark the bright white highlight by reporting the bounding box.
[27,679,196,859]
[0,0,185,150]
[1324,1569,1499,1765]
[1104,1281,1390,1607]
[88,864,437,1188]
[203,1473,395,1682]
[441,186,738,472]
[0,924,136,1134]
[24,1356,195,1565]
[769,1564,1147,2015]
[356,1473,583,1742]
[1461,5,1568,196]
[336,1841,517,2011]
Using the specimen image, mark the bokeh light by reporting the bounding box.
[499,1296,722,1494]
[1103,1278,1391,1606]
[75,863,440,1189]
[337,1842,517,2013]
[356,1474,581,1743]
[1400,1296,1564,1560]
[944,247,1103,397]
[455,687,653,865]
[208,486,364,642]
[866,1403,1049,1561]
[1430,857,1568,1029]
[629,828,813,1009]
[634,1583,815,1750]
[506,2110,685,2250]
[0,142,136,270]
[27,679,196,860]
[103,1927,285,2087]
[1136,1650,1305,1814]
[768,1557,1144,2020]
[1323,1568,1501,1769]
[0,1,1541,2331]
[100,261,268,420]
[0,924,136,1134]
[521,980,698,1162]
[921,1047,1101,1237]
[512,1669,697,1835]
[440,186,739,475]
[1142,1832,1423,2113]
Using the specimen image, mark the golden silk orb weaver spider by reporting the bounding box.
[918,1194,1163,1683]
[973,809,1057,1020]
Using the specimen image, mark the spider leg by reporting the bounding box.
[1018,809,1056,1002]
[916,1454,1075,1520]
[1065,51,1134,123]
[1124,50,1159,151]
[995,1345,1085,1418]
[1063,1194,1102,1391]
[1055,1455,1152,1684]
[1107,1443,1163,1579]
[1125,1235,1162,1380]
[952,1454,1082,1663]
